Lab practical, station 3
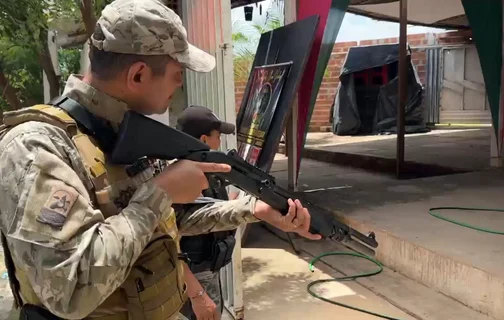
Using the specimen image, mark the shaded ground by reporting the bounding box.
[280,128,491,175]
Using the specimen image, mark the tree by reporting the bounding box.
[232,9,283,82]
[0,37,44,114]
[0,0,111,110]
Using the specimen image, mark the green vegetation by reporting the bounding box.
[0,0,112,114]
[232,9,283,82]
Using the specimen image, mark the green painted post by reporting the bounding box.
[461,0,503,136]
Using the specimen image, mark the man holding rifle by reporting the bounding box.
[175,105,242,320]
[0,1,320,320]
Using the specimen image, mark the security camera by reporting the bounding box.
[244,6,253,21]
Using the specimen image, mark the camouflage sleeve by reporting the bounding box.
[0,122,171,319]
[175,196,260,236]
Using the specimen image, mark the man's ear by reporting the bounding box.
[126,61,151,92]
[199,135,207,144]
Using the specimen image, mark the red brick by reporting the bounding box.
[416,59,426,66]
[232,30,475,132]
[320,83,339,89]
[311,115,330,122]
[360,40,374,46]
[334,41,355,49]
[387,37,399,43]
[333,47,350,53]
[328,58,340,66]
[416,65,426,72]
[312,108,330,114]
[317,88,337,95]
[408,33,427,40]
[408,39,423,46]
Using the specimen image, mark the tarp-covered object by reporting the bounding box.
[331,44,427,136]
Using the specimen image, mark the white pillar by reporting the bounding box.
[43,72,50,103]
[43,30,61,103]
[80,41,90,74]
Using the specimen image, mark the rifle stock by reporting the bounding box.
[111,111,378,249]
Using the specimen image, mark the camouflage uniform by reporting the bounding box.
[0,0,260,319]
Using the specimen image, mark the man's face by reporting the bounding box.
[127,59,184,115]
[200,130,221,150]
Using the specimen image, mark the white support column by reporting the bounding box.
[180,1,243,319]
[80,41,90,75]
[285,0,298,191]
[44,30,61,103]
[43,72,51,104]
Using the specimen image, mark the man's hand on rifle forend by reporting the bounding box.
[253,199,323,240]
[153,160,231,204]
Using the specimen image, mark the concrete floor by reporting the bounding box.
[0,258,16,320]
[240,223,492,320]
[269,155,504,319]
[240,224,415,320]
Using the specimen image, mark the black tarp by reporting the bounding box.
[331,44,428,136]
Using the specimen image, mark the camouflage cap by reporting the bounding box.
[90,0,215,73]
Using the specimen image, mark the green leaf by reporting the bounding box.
[0,0,111,108]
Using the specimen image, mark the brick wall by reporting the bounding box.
[235,80,247,114]
[233,29,473,132]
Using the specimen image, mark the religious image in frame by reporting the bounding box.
[237,62,292,165]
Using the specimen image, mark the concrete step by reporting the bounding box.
[295,170,504,320]
[278,128,491,173]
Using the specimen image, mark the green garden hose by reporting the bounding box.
[428,207,504,234]
[307,252,404,320]
[307,206,504,319]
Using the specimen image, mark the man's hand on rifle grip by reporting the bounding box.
[153,160,231,203]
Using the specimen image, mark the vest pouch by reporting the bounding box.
[210,235,236,272]
[121,235,186,320]
[19,304,63,320]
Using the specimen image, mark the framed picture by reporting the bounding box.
[236,62,292,166]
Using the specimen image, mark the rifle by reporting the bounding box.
[110,111,378,250]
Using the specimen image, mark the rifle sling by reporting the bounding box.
[50,96,117,153]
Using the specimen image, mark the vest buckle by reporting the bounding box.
[178,253,191,264]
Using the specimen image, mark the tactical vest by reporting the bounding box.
[178,176,236,274]
[0,100,187,320]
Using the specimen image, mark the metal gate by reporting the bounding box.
[439,45,492,124]
[425,47,442,124]
[180,0,237,152]
[180,1,245,319]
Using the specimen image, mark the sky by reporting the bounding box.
[231,0,447,47]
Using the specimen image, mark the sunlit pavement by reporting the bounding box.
[237,224,414,320]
